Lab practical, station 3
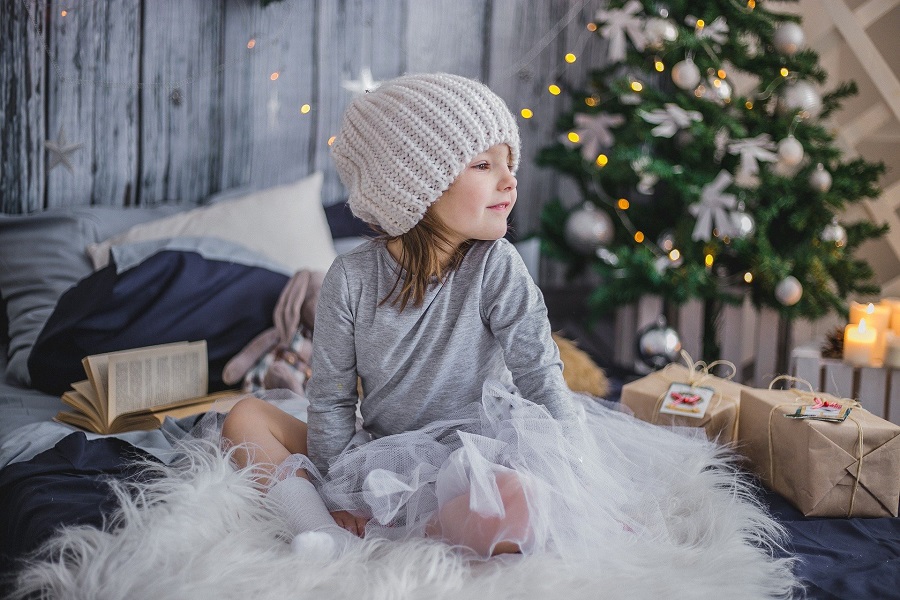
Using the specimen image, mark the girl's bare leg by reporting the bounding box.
[222,396,309,486]
[427,471,530,556]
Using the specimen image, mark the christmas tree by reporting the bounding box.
[537,0,886,363]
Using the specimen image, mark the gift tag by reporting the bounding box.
[785,398,852,423]
[659,383,714,419]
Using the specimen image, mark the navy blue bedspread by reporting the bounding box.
[1,433,897,598]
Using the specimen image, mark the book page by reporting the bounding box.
[82,355,110,424]
[106,341,208,422]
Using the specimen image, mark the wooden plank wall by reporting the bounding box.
[0,0,606,237]
[0,0,841,374]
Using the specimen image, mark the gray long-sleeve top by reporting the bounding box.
[305,238,574,473]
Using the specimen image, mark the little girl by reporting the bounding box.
[222,73,794,583]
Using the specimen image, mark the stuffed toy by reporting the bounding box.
[223,270,324,394]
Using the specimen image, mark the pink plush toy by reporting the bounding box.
[222,270,325,394]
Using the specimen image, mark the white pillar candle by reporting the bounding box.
[849,301,890,330]
[843,318,877,367]
[883,297,900,335]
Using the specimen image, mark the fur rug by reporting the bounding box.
[9,439,797,600]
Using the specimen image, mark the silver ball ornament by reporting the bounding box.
[645,17,678,49]
[777,136,805,166]
[564,204,615,254]
[775,275,803,306]
[778,80,823,118]
[773,22,805,56]
[636,316,683,371]
[809,163,832,192]
[671,58,701,90]
[821,218,847,247]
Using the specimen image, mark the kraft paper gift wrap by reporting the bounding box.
[738,386,900,518]
[620,360,746,444]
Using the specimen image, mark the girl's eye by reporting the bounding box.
[473,162,490,170]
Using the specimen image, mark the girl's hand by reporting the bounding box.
[330,510,369,537]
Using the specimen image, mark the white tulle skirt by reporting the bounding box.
[279,380,788,564]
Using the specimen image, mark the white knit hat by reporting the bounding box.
[331,72,520,236]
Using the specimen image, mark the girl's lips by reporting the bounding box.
[488,203,510,211]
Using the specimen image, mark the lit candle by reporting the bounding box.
[883,297,900,335]
[849,302,890,363]
[849,301,890,329]
[843,318,877,367]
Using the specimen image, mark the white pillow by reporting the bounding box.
[87,172,337,273]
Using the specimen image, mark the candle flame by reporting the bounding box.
[859,318,868,333]
[866,303,875,314]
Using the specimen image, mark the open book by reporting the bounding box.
[55,341,241,434]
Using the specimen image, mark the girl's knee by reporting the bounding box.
[221,396,266,440]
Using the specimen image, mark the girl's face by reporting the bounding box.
[429,144,517,248]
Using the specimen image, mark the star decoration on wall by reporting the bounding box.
[341,67,380,95]
[45,127,84,173]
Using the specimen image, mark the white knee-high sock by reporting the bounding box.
[267,476,360,557]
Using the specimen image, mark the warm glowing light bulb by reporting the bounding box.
[780,67,789,77]
[270,72,280,81]
[327,136,336,146]
[247,39,256,49]
[705,253,714,267]
[631,81,643,92]
[300,104,311,114]
[748,0,756,8]
[548,84,561,95]
[520,108,533,118]
[696,19,705,29]
[669,249,681,261]
[745,100,754,109]
[717,69,727,79]
[565,53,577,63]
[60,10,67,16]
[567,132,580,143]
[595,154,608,167]
[634,231,645,243]
[585,97,597,107]
[587,22,598,32]
[654,60,665,72]
[617,198,630,210]
[744,272,753,283]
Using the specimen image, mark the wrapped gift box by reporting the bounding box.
[620,363,745,444]
[738,387,900,518]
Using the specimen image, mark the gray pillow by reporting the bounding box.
[0,205,184,386]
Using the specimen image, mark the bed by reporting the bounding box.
[0,172,897,599]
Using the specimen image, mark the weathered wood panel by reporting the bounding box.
[488,0,565,237]
[139,0,224,205]
[0,0,46,214]
[314,0,407,207]
[220,0,317,191]
[45,0,140,207]
[405,0,486,79]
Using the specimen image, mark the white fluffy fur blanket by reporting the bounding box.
[9,440,797,600]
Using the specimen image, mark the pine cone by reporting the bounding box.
[820,326,844,359]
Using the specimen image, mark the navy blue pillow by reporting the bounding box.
[28,249,289,396]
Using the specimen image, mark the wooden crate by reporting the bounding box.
[791,342,900,425]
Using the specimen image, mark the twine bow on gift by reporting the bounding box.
[651,351,738,436]
[765,375,865,517]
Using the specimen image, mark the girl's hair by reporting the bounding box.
[380,210,473,311]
